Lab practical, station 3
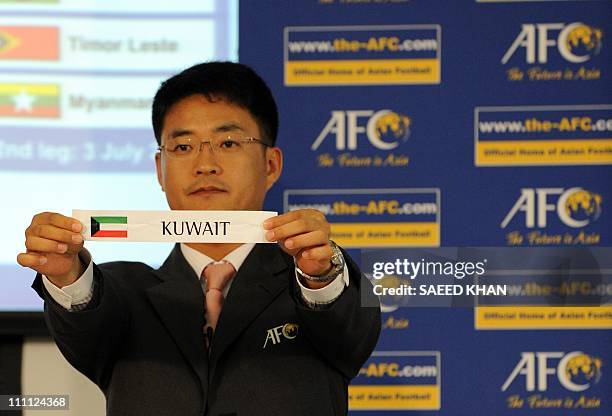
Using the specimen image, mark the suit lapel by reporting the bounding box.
[209,244,290,375]
[146,244,209,394]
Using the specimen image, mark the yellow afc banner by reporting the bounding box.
[476,139,612,166]
[349,385,440,410]
[285,59,440,85]
[330,222,439,248]
[475,306,612,329]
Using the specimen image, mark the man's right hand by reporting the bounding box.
[17,212,85,288]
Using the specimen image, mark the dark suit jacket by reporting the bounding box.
[32,243,381,416]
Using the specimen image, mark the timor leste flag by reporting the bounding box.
[0,26,59,60]
[0,83,60,117]
[91,216,128,238]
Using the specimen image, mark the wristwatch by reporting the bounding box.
[296,240,345,282]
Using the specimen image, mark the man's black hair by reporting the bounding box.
[152,61,278,146]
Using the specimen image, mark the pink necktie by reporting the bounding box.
[202,261,236,349]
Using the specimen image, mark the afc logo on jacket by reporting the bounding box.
[263,323,299,349]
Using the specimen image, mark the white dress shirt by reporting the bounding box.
[42,243,349,311]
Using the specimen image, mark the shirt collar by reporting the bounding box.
[180,242,256,278]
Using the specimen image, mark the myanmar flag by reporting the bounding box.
[0,26,59,60]
[0,83,60,118]
[91,216,128,238]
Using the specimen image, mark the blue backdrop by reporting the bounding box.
[239,1,612,414]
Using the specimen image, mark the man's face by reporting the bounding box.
[155,94,282,211]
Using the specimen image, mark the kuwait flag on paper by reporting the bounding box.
[91,216,128,238]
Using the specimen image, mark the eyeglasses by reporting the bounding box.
[158,135,271,160]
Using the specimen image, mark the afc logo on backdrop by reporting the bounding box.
[502,22,603,64]
[502,351,603,392]
[312,109,411,151]
[501,187,602,229]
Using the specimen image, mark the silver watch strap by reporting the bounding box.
[295,240,344,282]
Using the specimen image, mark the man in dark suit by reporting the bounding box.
[18,62,381,415]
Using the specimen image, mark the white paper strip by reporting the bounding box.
[72,209,277,243]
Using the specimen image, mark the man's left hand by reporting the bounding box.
[263,209,334,283]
